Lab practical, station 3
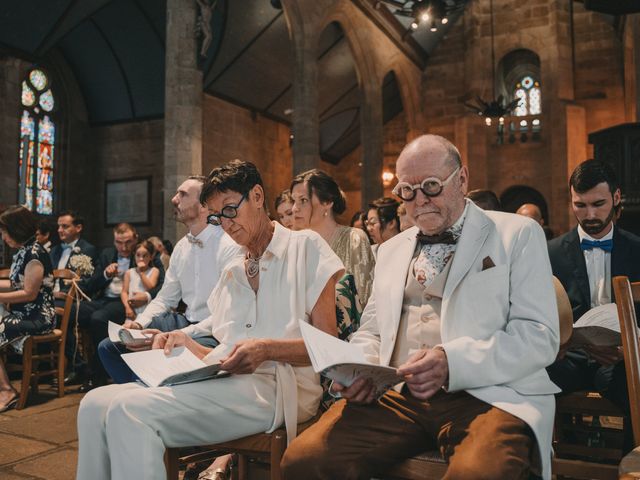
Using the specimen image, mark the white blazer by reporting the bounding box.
[351,201,560,479]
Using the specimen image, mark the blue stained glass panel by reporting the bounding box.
[22,82,35,107]
[29,69,47,91]
[530,87,541,115]
[40,90,55,112]
[38,116,55,144]
[36,190,53,215]
[515,89,527,117]
[25,189,33,210]
[20,111,34,139]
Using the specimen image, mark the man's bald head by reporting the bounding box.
[396,134,462,180]
[394,134,468,236]
[516,203,544,225]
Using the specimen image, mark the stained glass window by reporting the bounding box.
[18,68,56,215]
[513,76,541,117]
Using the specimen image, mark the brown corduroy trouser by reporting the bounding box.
[281,389,535,480]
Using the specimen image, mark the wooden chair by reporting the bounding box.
[551,278,625,480]
[613,276,640,480]
[6,269,77,409]
[165,274,362,480]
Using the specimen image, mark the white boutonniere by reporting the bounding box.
[72,246,81,254]
[68,254,94,277]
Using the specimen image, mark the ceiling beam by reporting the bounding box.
[351,0,427,70]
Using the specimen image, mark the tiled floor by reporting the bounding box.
[0,382,83,480]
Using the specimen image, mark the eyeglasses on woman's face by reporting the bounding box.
[206,194,247,226]
[392,167,460,202]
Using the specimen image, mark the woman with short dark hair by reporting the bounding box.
[0,205,55,411]
[366,197,400,248]
[290,169,375,309]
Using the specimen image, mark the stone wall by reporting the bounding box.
[420,0,628,235]
[90,119,165,247]
[202,94,293,215]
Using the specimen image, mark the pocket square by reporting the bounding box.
[482,256,495,271]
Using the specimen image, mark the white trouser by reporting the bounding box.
[76,375,277,480]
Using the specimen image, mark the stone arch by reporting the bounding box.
[500,185,550,224]
[384,61,421,138]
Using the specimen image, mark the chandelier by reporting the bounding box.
[463,0,519,125]
[378,0,459,33]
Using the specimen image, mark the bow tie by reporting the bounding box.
[186,234,203,248]
[417,230,458,245]
[580,238,613,252]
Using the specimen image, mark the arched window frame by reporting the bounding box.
[18,67,57,215]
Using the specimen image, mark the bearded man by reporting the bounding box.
[547,159,640,446]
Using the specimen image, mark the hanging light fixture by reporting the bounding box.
[377,0,457,34]
[463,0,519,125]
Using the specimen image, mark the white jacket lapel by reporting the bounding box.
[443,203,491,302]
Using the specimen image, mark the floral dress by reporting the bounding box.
[0,240,55,348]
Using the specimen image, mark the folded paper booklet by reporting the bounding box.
[298,320,401,396]
[121,346,230,387]
[567,303,621,348]
[108,321,152,347]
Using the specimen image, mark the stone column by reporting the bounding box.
[360,82,384,209]
[163,0,203,242]
[290,30,320,174]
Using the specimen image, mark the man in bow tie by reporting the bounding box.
[49,210,98,383]
[283,134,560,479]
[547,159,640,440]
[96,176,241,384]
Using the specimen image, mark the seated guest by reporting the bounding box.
[76,160,344,480]
[49,210,98,384]
[282,134,560,480]
[122,240,160,319]
[97,175,240,384]
[78,223,164,390]
[275,189,295,229]
[148,236,171,271]
[517,203,554,240]
[397,201,414,232]
[0,206,55,411]
[547,159,640,450]
[291,169,375,309]
[466,188,501,210]
[35,217,58,252]
[366,197,400,251]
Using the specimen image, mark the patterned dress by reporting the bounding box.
[0,240,55,348]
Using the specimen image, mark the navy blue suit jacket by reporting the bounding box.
[548,226,640,323]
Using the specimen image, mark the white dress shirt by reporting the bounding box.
[577,224,613,307]
[54,239,78,292]
[184,222,344,442]
[135,225,242,328]
[57,238,79,269]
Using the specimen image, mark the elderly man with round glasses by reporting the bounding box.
[283,134,560,480]
[76,160,344,480]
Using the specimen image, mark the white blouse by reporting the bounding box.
[183,221,344,441]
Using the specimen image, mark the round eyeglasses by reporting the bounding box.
[206,194,246,226]
[392,167,460,202]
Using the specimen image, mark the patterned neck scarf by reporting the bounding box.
[413,212,465,287]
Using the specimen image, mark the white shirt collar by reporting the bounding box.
[264,221,290,259]
[191,224,218,244]
[577,223,614,243]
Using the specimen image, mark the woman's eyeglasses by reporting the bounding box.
[206,194,246,226]
[392,167,460,202]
